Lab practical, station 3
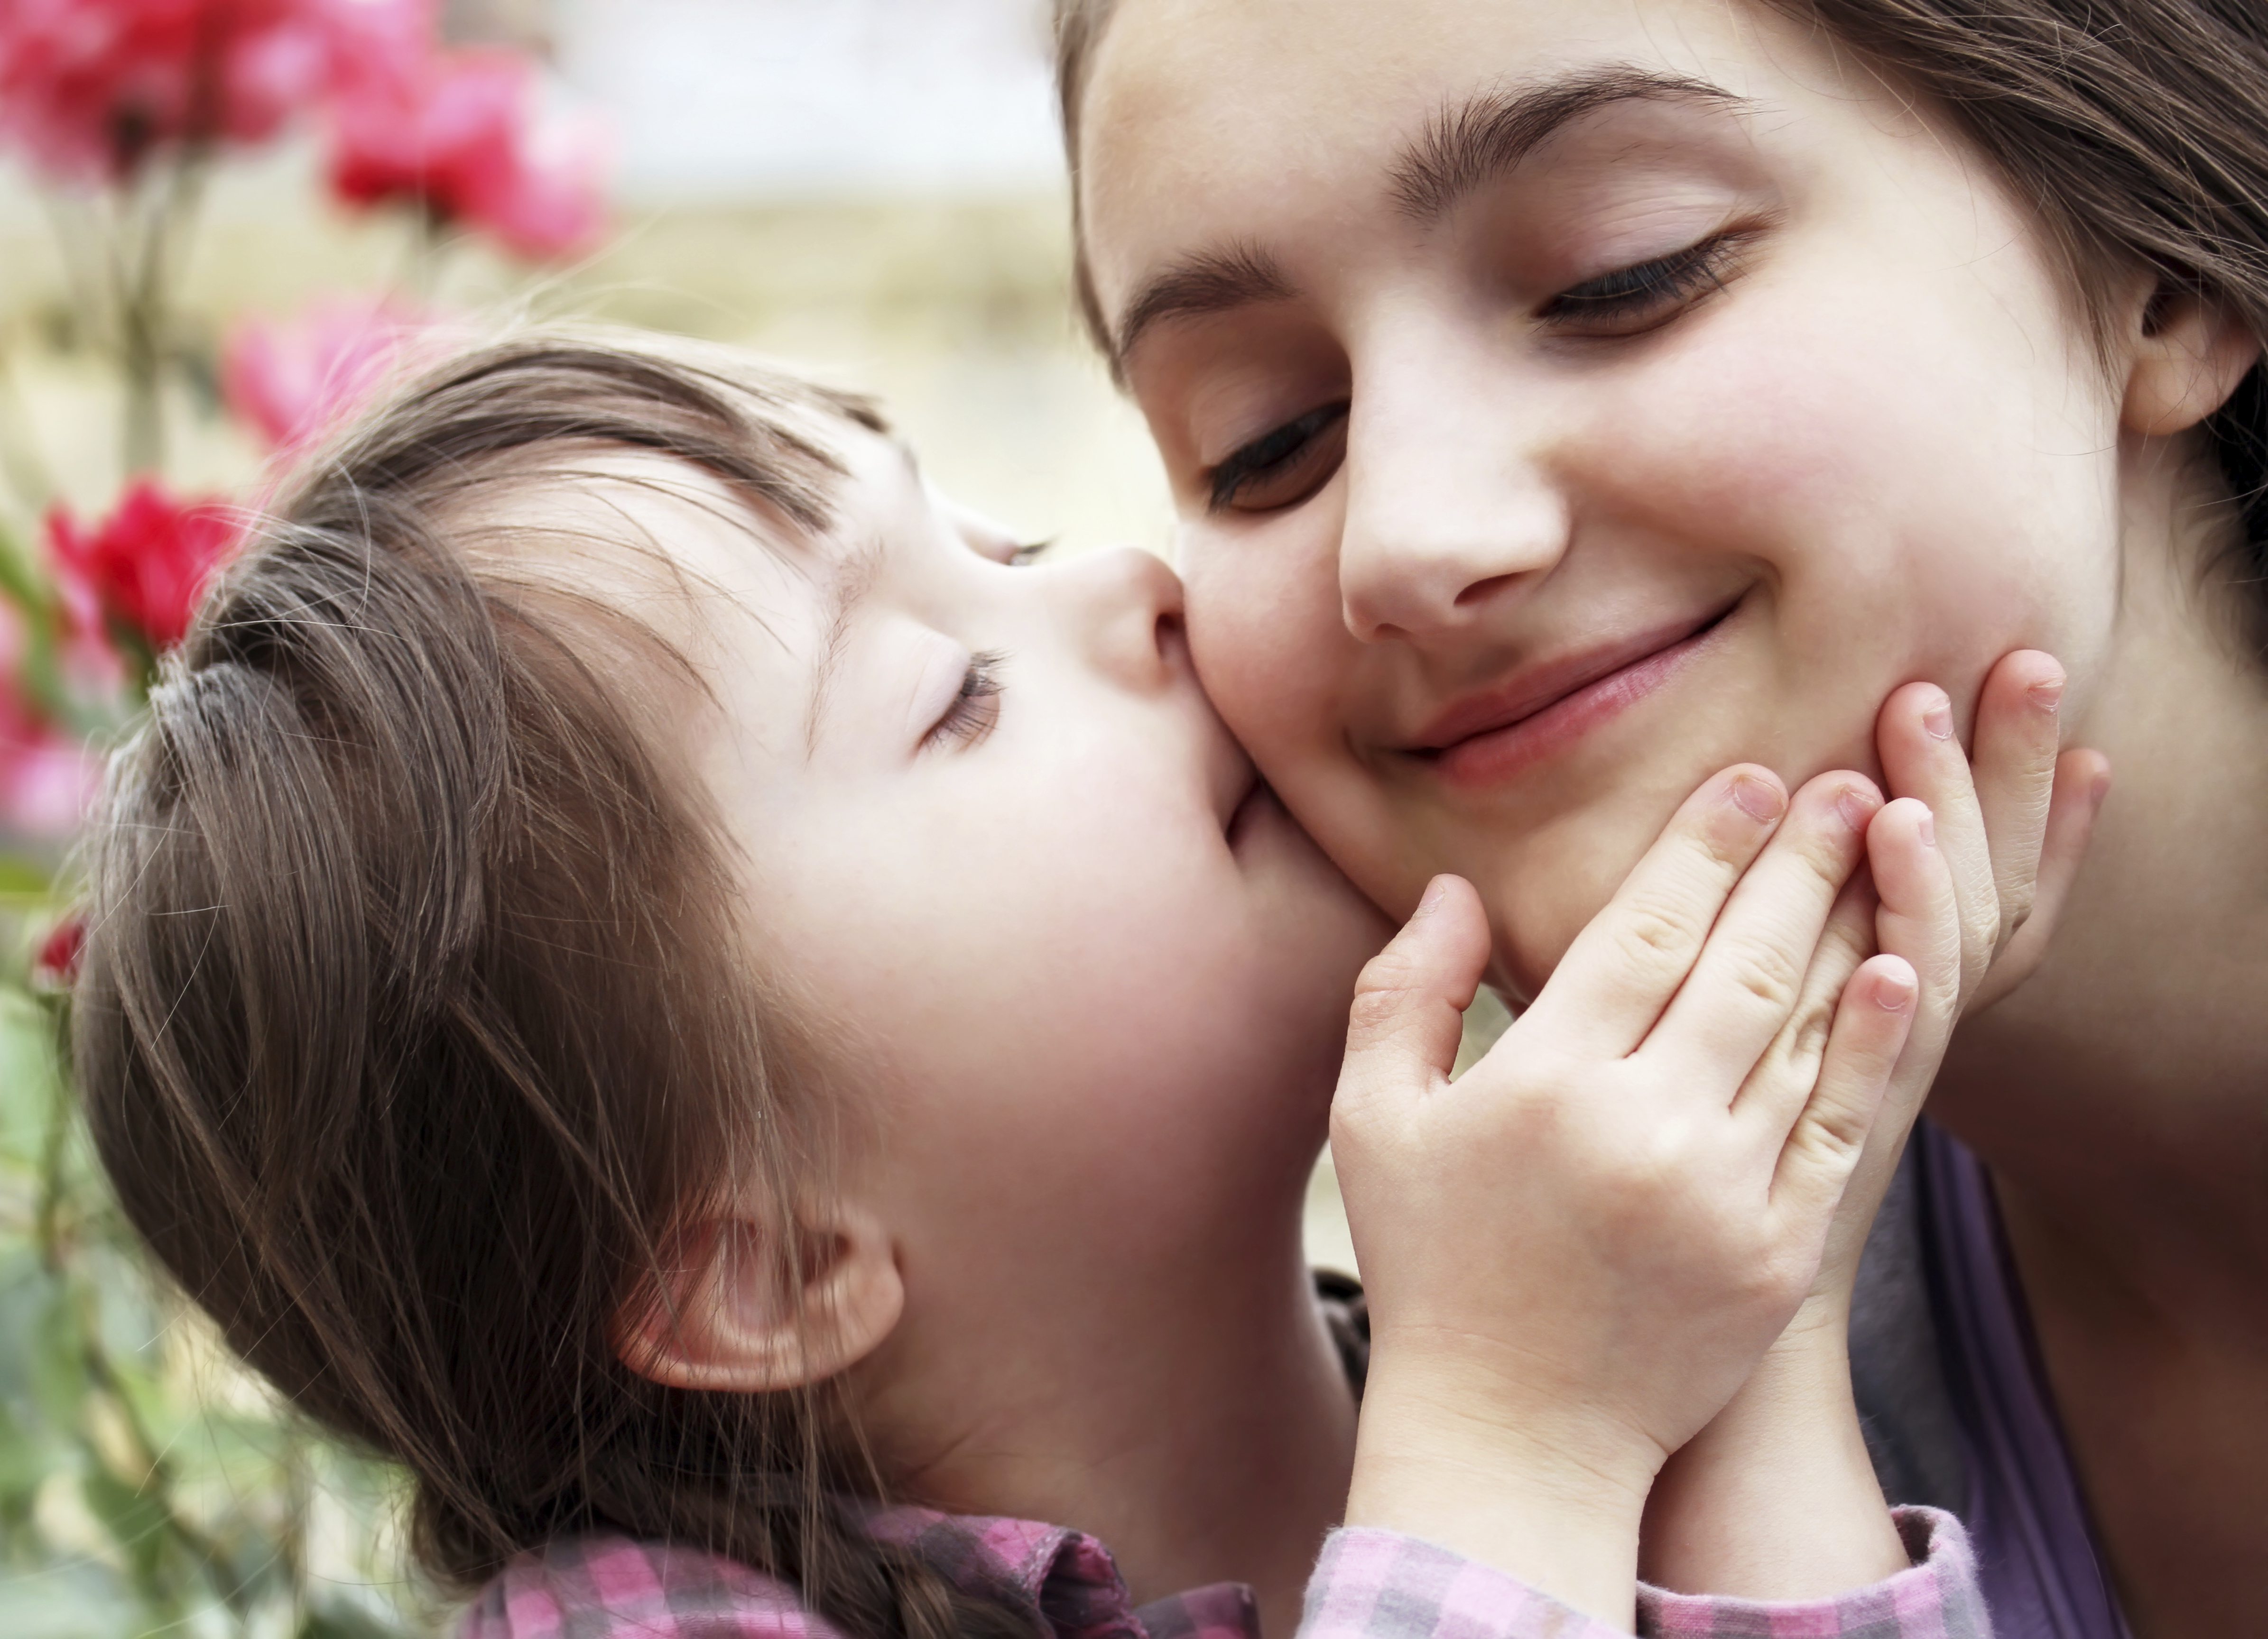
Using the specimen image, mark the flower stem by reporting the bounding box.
[117,150,209,478]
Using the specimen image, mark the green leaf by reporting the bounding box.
[302,1600,418,1639]
[0,854,57,898]
[78,1466,171,1587]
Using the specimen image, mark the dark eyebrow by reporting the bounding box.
[1108,66,1750,371]
[1391,67,1752,222]
[1111,243,1295,373]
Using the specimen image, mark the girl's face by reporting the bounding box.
[1076,0,2129,997]
[583,434,1388,1308]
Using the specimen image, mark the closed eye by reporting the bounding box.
[1205,400,1351,516]
[925,649,1007,750]
[1538,230,1757,336]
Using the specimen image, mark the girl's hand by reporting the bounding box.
[1813,650,2110,1293]
[1334,764,1945,1628]
[1639,651,2111,1602]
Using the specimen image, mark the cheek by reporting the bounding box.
[1181,520,1427,914]
[1602,268,2122,722]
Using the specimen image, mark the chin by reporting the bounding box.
[1476,813,1671,1004]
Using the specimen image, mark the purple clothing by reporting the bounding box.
[459,1504,1988,1639]
[1912,1124,2128,1639]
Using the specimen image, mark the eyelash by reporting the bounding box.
[1207,401,1349,514]
[1537,230,1751,331]
[926,649,1007,750]
[1201,231,1752,515]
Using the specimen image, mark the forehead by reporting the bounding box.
[1075,0,1832,313]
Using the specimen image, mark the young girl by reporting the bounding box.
[70,331,2027,1638]
[1058,0,2247,1632]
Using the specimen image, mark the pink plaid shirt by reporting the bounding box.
[459,1502,1988,1639]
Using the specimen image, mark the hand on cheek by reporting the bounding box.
[1331,764,1916,1628]
[1812,652,2111,1294]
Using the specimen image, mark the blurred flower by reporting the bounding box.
[33,912,86,986]
[0,602,101,838]
[327,45,608,259]
[222,293,440,450]
[0,0,389,184]
[45,480,240,652]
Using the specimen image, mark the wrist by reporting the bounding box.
[1640,1327,1907,1599]
[1348,1346,1657,1629]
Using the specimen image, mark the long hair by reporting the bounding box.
[1052,0,2268,641]
[72,330,1036,1639]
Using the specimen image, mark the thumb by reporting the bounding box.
[1339,875,1493,1109]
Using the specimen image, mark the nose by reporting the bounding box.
[1337,344,1573,645]
[1049,545,1187,690]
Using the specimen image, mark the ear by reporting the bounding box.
[2121,273,2261,438]
[615,1204,904,1393]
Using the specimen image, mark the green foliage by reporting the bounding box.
[0,927,433,1638]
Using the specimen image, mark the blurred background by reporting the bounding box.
[0,4,1475,1634]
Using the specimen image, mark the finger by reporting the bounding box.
[1967,650,2066,961]
[1876,682,1996,997]
[1522,765,1788,1058]
[1337,875,1494,1115]
[1730,870,1878,1138]
[1868,797,1963,1106]
[1769,954,1916,1227]
[1648,771,1880,1082]
[1971,748,2111,1013]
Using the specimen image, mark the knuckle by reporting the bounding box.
[1613,894,1701,966]
[1345,982,1416,1040]
[1727,939,1805,1013]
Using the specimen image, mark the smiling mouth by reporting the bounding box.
[1409,601,1740,790]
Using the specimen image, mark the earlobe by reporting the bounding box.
[2121,276,2261,438]
[614,1205,905,1393]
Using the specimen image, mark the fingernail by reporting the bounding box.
[1922,691,1954,741]
[1729,771,1784,822]
[1834,783,1879,831]
[1875,968,1917,1010]
[2090,768,2113,811]
[2029,676,2064,714]
[1917,809,1937,847]
[1414,876,1451,917]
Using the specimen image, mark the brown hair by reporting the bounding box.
[71,331,1034,1639]
[1052,0,2268,640]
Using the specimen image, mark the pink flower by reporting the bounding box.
[0,0,368,184]
[0,602,101,838]
[222,293,438,451]
[45,480,241,652]
[326,45,608,260]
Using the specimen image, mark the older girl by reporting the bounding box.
[1059,0,2255,1633]
[70,332,2027,1639]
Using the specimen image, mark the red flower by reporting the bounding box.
[33,912,87,986]
[327,45,608,260]
[0,0,370,184]
[45,480,241,651]
[221,292,442,451]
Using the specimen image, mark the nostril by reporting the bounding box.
[1454,572,1520,609]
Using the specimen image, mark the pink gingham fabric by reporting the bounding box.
[460,1504,1985,1639]
[1314,1510,1987,1639]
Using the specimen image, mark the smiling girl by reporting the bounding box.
[1060,1,2265,1633]
[69,331,2038,1639]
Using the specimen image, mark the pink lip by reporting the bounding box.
[1411,605,1736,790]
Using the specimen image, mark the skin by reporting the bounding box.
[1074,0,2265,1630]
[574,438,1389,1635]
[557,422,1975,1633]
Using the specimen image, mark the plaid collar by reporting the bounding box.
[862,1503,1260,1639]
